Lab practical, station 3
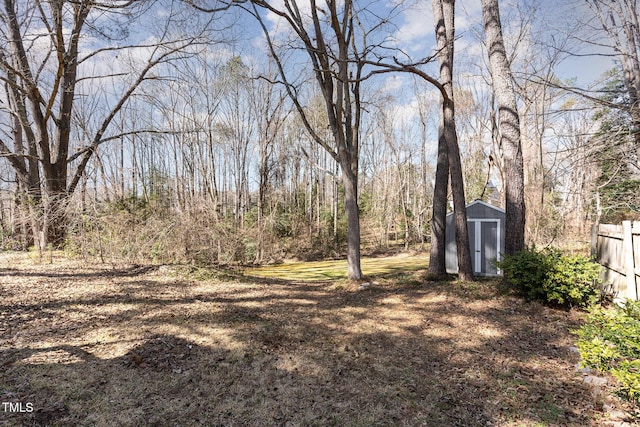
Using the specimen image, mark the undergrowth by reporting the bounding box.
[575,300,640,404]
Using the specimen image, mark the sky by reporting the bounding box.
[222,0,619,175]
[66,0,621,148]
[0,0,620,197]
[243,0,616,105]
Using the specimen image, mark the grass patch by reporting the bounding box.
[245,252,430,281]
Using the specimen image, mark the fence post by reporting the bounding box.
[622,221,637,301]
[591,224,598,259]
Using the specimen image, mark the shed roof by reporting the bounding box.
[445,199,504,218]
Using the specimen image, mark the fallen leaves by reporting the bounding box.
[0,253,634,426]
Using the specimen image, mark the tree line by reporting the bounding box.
[0,0,638,278]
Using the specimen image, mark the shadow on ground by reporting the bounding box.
[0,261,614,426]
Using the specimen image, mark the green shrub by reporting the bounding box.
[497,247,601,308]
[576,301,640,403]
[612,360,640,403]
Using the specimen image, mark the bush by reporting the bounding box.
[497,247,601,308]
[576,301,640,403]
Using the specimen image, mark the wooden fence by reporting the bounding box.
[591,221,640,301]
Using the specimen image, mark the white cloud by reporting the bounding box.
[392,0,483,54]
[394,98,420,123]
[392,89,439,125]
[382,75,404,93]
[264,0,334,35]
[393,1,433,51]
[456,0,482,32]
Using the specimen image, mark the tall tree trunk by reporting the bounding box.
[481,0,526,255]
[258,140,268,263]
[2,49,42,249]
[342,167,363,279]
[432,0,473,280]
[42,163,70,247]
[46,194,67,248]
[443,98,474,279]
[429,114,449,275]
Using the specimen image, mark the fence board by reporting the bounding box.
[600,223,624,235]
[593,221,640,302]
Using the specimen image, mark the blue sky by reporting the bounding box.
[241,0,615,90]
[227,0,618,169]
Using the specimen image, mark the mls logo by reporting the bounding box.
[2,402,34,413]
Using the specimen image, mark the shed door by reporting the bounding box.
[480,221,499,275]
[468,219,499,275]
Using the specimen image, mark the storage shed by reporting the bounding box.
[445,200,505,276]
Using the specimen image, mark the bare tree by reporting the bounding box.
[253,66,288,261]
[216,56,256,227]
[583,0,640,170]
[481,0,526,255]
[241,0,468,278]
[0,0,212,248]
[429,0,473,279]
[428,96,451,275]
[246,0,382,279]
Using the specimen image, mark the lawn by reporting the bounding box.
[0,252,629,426]
[245,252,430,281]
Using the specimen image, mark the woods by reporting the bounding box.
[0,0,638,273]
[0,0,215,250]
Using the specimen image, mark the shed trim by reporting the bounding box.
[445,199,505,218]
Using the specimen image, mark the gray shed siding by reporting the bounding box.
[445,200,505,276]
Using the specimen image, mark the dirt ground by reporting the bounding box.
[0,252,636,426]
